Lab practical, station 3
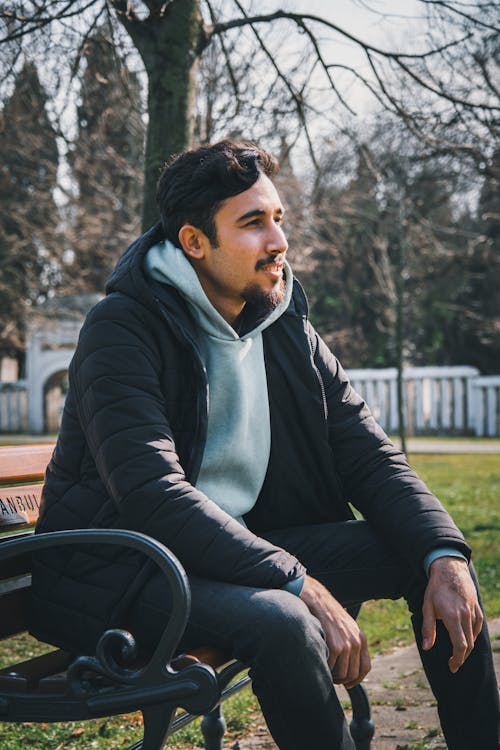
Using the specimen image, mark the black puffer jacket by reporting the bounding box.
[31,223,470,653]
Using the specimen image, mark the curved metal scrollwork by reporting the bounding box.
[67,629,140,697]
[0,529,221,718]
[66,628,220,716]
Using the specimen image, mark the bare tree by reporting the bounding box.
[1,0,497,229]
[442,148,500,374]
[66,25,145,291]
[304,117,489,444]
[0,61,61,368]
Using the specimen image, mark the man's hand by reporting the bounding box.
[422,557,483,673]
[299,575,371,688]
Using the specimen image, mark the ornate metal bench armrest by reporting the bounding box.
[0,529,219,714]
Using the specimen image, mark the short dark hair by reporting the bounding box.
[156,138,279,246]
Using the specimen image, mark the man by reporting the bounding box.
[32,139,499,749]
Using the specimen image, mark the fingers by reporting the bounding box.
[447,602,483,673]
[300,576,371,687]
[424,601,480,672]
[472,604,484,640]
[344,639,371,690]
[447,621,470,673]
[330,629,370,688]
[424,557,484,673]
[331,648,356,684]
[421,597,437,651]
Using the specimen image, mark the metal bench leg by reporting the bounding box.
[201,704,226,750]
[141,704,176,750]
[348,684,374,750]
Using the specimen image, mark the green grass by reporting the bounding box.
[0,434,56,445]
[1,453,498,748]
[0,679,256,749]
[404,727,447,750]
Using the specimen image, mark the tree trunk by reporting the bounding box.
[396,302,407,454]
[395,206,407,455]
[121,0,203,231]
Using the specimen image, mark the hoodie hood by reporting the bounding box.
[106,223,165,303]
[143,238,293,341]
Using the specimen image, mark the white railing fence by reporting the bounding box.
[346,366,484,436]
[470,376,500,438]
[0,366,499,437]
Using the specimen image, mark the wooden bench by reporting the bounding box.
[0,443,374,750]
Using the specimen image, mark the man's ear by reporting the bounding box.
[178,224,208,260]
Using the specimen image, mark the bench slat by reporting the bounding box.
[0,484,42,528]
[0,445,53,483]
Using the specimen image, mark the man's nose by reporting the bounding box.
[266,223,288,255]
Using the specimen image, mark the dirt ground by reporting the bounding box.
[231,617,500,750]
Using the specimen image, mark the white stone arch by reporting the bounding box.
[27,332,77,434]
[26,295,102,433]
[44,368,69,433]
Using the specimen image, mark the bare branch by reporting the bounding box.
[364,53,475,157]
[210,8,473,61]
[293,17,357,116]
[67,3,107,82]
[228,0,319,170]
[326,62,398,113]
[393,53,499,111]
[417,0,500,33]
[205,0,239,99]
[0,0,99,43]
[473,51,500,100]
[207,4,498,127]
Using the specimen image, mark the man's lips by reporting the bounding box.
[257,258,285,276]
[260,264,283,278]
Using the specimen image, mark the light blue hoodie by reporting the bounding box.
[144,239,293,525]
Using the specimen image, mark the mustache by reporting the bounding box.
[255,255,285,271]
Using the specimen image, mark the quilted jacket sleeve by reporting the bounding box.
[70,296,305,588]
[310,324,470,573]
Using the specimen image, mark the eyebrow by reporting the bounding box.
[236,207,285,223]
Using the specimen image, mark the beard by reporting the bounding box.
[241,276,286,317]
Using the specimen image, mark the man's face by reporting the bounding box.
[183,174,288,324]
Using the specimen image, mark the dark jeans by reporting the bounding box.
[128,521,500,750]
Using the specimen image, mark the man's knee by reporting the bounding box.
[239,589,328,667]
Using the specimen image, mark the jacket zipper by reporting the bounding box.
[306,328,329,423]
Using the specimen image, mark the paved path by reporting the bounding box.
[234,617,500,750]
